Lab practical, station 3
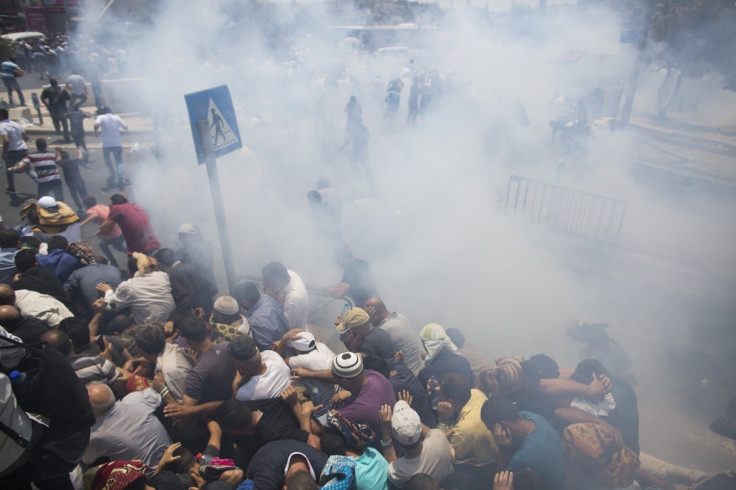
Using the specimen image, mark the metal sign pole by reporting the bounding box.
[198,119,237,295]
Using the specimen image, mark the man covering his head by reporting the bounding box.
[330,352,395,450]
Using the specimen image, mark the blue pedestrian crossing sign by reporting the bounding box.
[185,85,242,164]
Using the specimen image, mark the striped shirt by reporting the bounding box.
[0,61,19,80]
[24,151,60,183]
[71,355,121,386]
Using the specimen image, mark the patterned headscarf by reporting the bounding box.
[420,323,458,361]
[319,455,356,490]
[87,461,147,490]
[326,410,376,448]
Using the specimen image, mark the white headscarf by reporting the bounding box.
[420,323,458,361]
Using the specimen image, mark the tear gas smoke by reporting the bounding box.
[79,0,736,471]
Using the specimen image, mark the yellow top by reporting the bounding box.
[450,388,498,466]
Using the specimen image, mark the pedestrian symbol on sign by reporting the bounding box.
[208,99,239,150]
[185,84,242,162]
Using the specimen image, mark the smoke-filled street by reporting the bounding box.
[0,0,735,488]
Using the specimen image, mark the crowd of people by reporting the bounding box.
[0,184,733,490]
[0,18,732,490]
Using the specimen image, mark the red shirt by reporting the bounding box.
[107,202,160,254]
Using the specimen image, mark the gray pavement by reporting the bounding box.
[4,84,153,148]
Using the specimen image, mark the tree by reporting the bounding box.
[648,0,736,92]
[0,38,15,62]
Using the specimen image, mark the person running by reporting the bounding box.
[40,79,70,141]
[94,107,128,190]
[8,138,64,200]
[0,107,29,199]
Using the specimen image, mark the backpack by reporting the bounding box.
[0,334,94,477]
[563,422,640,489]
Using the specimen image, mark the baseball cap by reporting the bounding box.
[331,352,363,379]
[214,296,239,316]
[391,400,422,446]
[227,335,258,361]
[336,308,370,333]
[288,332,316,352]
[283,453,316,480]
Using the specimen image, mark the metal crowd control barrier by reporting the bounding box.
[504,175,627,244]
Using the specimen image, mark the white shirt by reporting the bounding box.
[0,119,28,151]
[233,315,251,336]
[388,429,455,487]
[103,271,175,324]
[283,270,309,331]
[287,342,334,372]
[287,342,338,415]
[235,350,291,401]
[95,113,128,148]
[14,289,74,327]
[157,343,195,402]
[67,74,86,95]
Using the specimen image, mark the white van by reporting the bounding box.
[2,32,46,43]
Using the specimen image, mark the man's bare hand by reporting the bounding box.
[188,470,205,489]
[98,337,114,361]
[92,297,106,313]
[379,404,393,424]
[281,328,304,342]
[290,366,309,380]
[163,320,176,338]
[397,389,413,406]
[159,442,182,468]
[437,401,454,422]
[301,400,322,415]
[493,471,514,490]
[163,403,192,427]
[152,372,166,393]
[281,385,299,406]
[584,372,612,402]
[363,304,377,319]
[331,389,351,407]
[96,283,112,293]
[493,424,513,449]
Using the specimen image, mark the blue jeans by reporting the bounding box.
[103,146,123,181]
[98,234,126,267]
[2,78,24,106]
[4,149,28,193]
[37,180,64,201]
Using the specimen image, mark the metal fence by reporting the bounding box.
[504,175,627,244]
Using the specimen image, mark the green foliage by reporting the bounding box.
[648,0,736,90]
[0,38,15,62]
